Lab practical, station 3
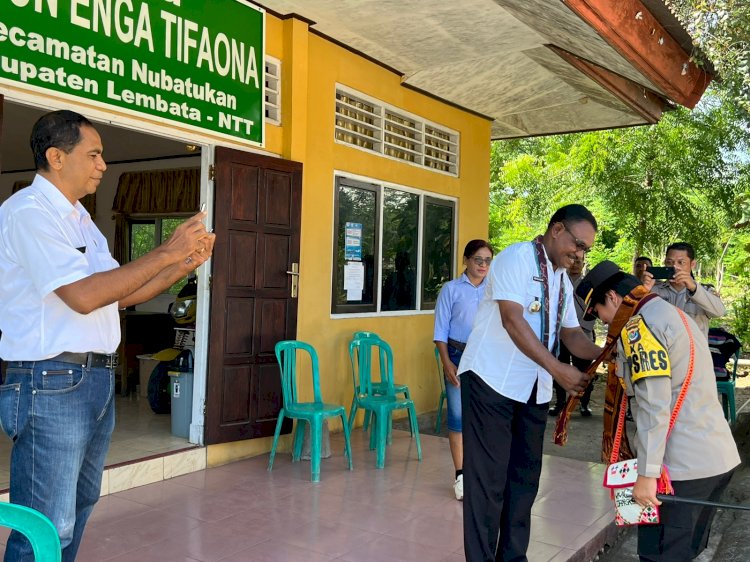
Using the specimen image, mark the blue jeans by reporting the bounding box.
[0,360,115,561]
[445,346,463,432]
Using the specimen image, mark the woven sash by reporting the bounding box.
[553,285,656,450]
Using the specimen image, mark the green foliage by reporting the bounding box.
[666,0,750,112]
[489,90,750,344]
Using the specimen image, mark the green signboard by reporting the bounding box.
[0,0,265,145]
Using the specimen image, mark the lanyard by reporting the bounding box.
[532,236,565,355]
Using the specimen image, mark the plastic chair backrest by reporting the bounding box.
[350,336,395,397]
[352,331,386,380]
[434,346,446,393]
[0,502,61,562]
[274,340,323,407]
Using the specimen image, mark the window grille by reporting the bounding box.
[335,86,459,176]
[265,56,281,125]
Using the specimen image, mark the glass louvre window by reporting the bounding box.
[332,175,456,314]
[421,197,455,310]
[381,188,419,311]
[334,86,459,176]
[332,178,379,313]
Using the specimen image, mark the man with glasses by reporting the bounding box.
[458,204,602,561]
[642,242,725,338]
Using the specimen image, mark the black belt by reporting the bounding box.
[447,338,466,352]
[48,352,119,369]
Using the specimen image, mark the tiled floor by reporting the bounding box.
[0,393,190,490]
[0,428,614,561]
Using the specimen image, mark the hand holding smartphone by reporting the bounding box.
[646,266,676,280]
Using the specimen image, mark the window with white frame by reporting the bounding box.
[264,56,281,125]
[334,87,459,176]
[332,176,456,314]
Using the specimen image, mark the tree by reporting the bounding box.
[666,0,750,112]
[489,90,750,339]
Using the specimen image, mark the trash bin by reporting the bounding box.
[301,419,332,460]
[168,350,194,439]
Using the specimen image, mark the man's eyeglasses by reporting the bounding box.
[562,224,592,254]
[471,257,493,266]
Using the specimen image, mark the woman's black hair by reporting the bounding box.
[463,239,494,259]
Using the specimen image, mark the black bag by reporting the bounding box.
[707,328,742,381]
[147,361,172,414]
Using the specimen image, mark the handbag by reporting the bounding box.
[603,309,695,526]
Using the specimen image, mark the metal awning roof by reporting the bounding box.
[255,0,712,138]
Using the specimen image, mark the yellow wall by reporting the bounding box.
[208,15,491,465]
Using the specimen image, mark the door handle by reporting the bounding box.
[286,262,299,298]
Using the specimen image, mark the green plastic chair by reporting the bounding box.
[717,348,741,425]
[349,336,422,468]
[0,502,61,562]
[434,346,448,433]
[348,331,411,432]
[269,340,353,482]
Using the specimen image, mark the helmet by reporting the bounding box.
[171,276,197,325]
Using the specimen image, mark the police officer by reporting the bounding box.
[642,242,724,338]
[578,261,739,562]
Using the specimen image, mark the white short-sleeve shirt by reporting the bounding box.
[458,240,579,404]
[0,175,120,359]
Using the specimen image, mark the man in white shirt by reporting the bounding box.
[458,204,601,562]
[0,110,215,561]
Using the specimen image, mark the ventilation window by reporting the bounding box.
[335,86,459,176]
[265,56,281,125]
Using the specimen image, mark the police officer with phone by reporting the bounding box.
[642,242,725,339]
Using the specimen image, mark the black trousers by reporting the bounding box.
[638,469,735,561]
[462,371,548,562]
[553,343,593,409]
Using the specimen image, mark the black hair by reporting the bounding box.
[30,110,93,171]
[665,242,695,261]
[463,239,494,259]
[547,204,597,231]
[634,256,652,265]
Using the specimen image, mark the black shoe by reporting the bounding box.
[580,406,592,417]
[548,406,561,417]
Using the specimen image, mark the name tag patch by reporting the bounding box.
[621,315,670,383]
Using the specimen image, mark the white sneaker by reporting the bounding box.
[453,474,464,501]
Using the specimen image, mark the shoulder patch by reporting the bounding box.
[620,316,670,383]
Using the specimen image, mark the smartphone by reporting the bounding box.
[646,266,676,280]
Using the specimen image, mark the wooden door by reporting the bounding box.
[205,147,302,445]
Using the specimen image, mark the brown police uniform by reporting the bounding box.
[617,296,739,561]
[651,281,725,339]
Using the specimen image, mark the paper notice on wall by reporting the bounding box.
[344,261,364,301]
[345,222,363,261]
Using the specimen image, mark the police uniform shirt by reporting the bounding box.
[651,281,726,339]
[617,297,739,481]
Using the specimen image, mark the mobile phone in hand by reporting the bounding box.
[646,266,676,280]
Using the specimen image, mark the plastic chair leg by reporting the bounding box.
[292,420,306,462]
[375,410,388,469]
[408,404,422,461]
[348,397,358,431]
[435,392,445,433]
[729,388,737,425]
[267,409,286,471]
[363,410,372,432]
[310,418,322,482]
[340,412,354,470]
